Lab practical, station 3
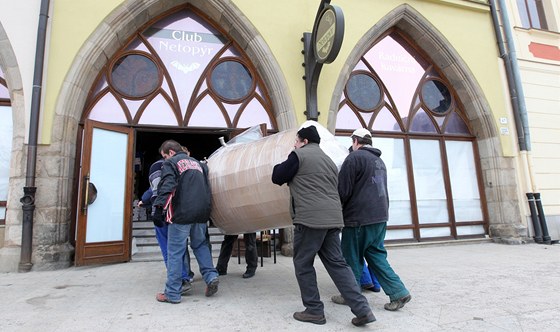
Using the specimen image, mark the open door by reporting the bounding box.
[75,120,134,266]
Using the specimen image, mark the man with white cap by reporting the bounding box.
[332,128,412,311]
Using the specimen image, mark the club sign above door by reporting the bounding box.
[302,0,344,120]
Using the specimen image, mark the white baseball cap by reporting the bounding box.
[352,128,372,138]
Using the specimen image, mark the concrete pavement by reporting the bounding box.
[0,242,559,331]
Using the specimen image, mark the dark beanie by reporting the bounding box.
[297,125,321,144]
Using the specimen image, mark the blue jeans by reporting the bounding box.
[360,261,380,289]
[154,224,192,281]
[165,223,218,302]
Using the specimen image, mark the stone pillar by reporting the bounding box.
[281,226,294,256]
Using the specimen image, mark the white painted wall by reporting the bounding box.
[0,0,42,140]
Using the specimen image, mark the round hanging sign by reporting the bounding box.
[313,5,344,64]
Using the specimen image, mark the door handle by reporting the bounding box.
[82,175,90,215]
[82,175,97,214]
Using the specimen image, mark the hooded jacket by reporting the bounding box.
[338,146,389,227]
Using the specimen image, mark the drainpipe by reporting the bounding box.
[489,0,551,243]
[19,0,51,272]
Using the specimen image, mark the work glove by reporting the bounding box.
[152,206,165,228]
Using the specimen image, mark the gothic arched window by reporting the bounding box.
[337,30,487,242]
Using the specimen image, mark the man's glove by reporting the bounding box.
[152,206,165,228]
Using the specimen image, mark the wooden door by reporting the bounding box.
[75,120,133,266]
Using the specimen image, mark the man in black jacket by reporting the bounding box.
[152,140,219,304]
[333,128,411,311]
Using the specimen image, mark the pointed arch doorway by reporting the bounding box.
[74,6,278,266]
[336,29,489,243]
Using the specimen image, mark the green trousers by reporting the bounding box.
[341,222,409,301]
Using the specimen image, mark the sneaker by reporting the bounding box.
[362,285,381,293]
[242,270,255,279]
[351,311,376,327]
[156,292,180,304]
[384,294,411,311]
[293,310,326,325]
[331,294,347,305]
[181,280,192,295]
[205,278,219,297]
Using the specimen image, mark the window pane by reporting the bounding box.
[516,0,531,28]
[336,104,363,130]
[376,138,412,226]
[372,108,401,132]
[210,61,253,101]
[88,93,129,124]
[0,83,8,100]
[456,225,485,236]
[410,110,437,133]
[421,79,452,115]
[236,98,273,129]
[420,227,451,238]
[0,106,13,201]
[139,94,178,126]
[86,128,128,242]
[445,141,483,222]
[386,229,414,240]
[411,139,449,224]
[110,54,160,98]
[345,73,381,111]
[445,112,470,135]
[143,11,226,115]
[527,0,542,29]
[364,35,426,121]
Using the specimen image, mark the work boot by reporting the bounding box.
[351,311,376,326]
[242,270,255,279]
[181,280,192,295]
[331,294,347,305]
[384,294,411,311]
[205,278,219,297]
[293,310,326,325]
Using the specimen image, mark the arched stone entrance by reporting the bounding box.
[328,5,525,243]
[16,0,296,269]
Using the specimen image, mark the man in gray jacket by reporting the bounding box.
[333,128,411,311]
[272,125,375,327]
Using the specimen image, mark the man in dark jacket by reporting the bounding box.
[152,140,219,303]
[333,128,411,311]
[216,232,258,278]
[272,125,375,327]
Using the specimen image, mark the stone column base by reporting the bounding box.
[489,224,529,245]
[32,242,75,271]
[0,246,21,272]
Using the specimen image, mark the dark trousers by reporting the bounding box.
[216,233,258,272]
[293,224,371,317]
[341,223,409,301]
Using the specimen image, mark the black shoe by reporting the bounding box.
[293,311,326,325]
[242,270,255,279]
[384,294,411,311]
[216,268,227,276]
[352,311,376,326]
